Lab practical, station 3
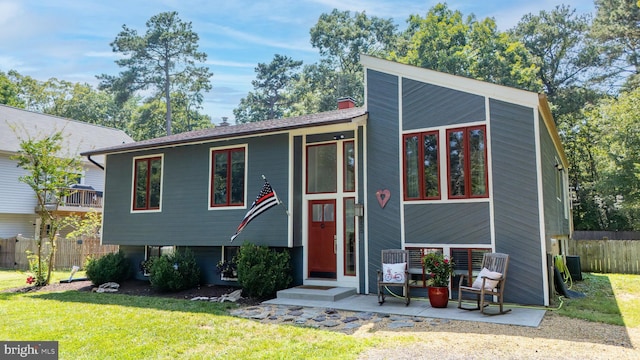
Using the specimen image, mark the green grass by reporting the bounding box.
[0,269,86,291]
[0,270,383,359]
[1,270,638,359]
[556,273,640,328]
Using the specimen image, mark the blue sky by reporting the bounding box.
[0,0,595,123]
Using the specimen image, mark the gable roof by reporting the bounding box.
[0,104,134,165]
[82,106,367,156]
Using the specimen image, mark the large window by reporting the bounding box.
[403,132,440,200]
[344,198,356,276]
[307,143,337,193]
[211,147,246,207]
[133,155,163,211]
[447,126,488,198]
[343,141,355,192]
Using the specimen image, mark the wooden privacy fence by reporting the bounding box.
[568,238,640,274]
[0,235,118,271]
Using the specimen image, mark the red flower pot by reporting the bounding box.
[428,286,449,308]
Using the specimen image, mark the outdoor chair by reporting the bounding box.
[377,249,410,306]
[458,252,511,315]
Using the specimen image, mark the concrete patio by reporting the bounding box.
[263,286,546,327]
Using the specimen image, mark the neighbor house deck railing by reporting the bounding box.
[61,188,103,208]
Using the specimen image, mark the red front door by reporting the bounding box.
[308,199,336,279]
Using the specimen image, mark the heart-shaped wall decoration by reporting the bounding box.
[376,189,390,208]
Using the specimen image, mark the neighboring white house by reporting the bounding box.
[0,104,134,238]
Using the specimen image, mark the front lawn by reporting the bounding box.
[1,270,638,359]
[556,273,640,328]
[0,273,382,359]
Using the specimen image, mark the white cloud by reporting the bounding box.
[0,1,22,24]
[206,59,256,68]
[84,51,120,58]
[205,23,315,52]
[0,55,22,70]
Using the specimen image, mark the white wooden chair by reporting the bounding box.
[377,249,410,306]
[458,252,511,315]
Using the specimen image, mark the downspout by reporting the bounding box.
[87,155,104,170]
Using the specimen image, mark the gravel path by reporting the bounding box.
[232,304,639,359]
[356,312,639,359]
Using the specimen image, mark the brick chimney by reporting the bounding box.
[338,97,356,109]
[219,116,229,127]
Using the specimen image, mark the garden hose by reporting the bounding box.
[554,255,573,289]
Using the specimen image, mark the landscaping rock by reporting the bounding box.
[95,282,120,293]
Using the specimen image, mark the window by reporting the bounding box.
[133,155,163,211]
[220,246,239,280]
[210,147,246,207]
[450,248,491,295]
[407,248,443,288]
[307,143,337,193]
[403,132,440,200]
[343,141,355,192]
[447,126,488,198]
[344,198,356,276]
[143,245,174,276]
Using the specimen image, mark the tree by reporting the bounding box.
[6,70,52,112]
[11,130,83,285]
[511,4,603,109]
[590,0,640,90]
[233,54,303,123]
[394,3,540,91]
[99,11,213,136]
[0,71,24,107]
[310,9,397,75]
[62,210,102,241]
[295,9,397,113]
[588,88,640,229]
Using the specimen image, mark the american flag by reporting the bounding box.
[230,180,279,242]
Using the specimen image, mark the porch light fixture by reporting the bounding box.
[333,134,345,140]
[354,203,364,217]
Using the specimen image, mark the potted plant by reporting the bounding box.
[216,258,237,279]
[422,252,455,308]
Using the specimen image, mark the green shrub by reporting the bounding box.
[149,249,201,292]
[85,250,131,285]
[237,243,292,299]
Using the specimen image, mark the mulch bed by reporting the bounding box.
[4,278,262,306]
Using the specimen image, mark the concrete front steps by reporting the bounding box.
[275,285,356,302]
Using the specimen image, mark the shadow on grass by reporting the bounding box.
[551,273,633,348]
[558,273,625,325]
[16,290,237,316]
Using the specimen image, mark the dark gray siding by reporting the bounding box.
[402,78,485,130]
[119,245,146,280]
[102,133,290,247]
[540,117,570,236]
[366,69,401,293]
[121,245,232,285]
[490,99,545,305]
[404,203,491,244]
